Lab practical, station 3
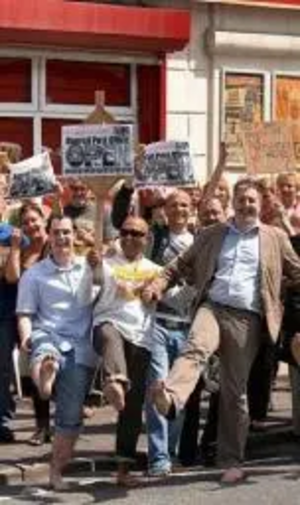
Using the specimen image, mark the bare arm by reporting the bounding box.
[4,228,22,283]
[18,314,32,352]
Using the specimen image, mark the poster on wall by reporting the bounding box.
[62,124,134,177]
[8,152,57,200]
[275,75,300,167]
[242,121,296,175]
[135,141,195,186]
[223,72,264,167]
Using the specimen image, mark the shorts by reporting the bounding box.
[30,336,62,368]
[55,350,93,435]
[30,337,93,435]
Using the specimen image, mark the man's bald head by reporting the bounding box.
[122,216,149,235]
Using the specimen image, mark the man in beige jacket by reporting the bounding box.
[142,177,300,484]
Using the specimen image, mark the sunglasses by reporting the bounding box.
[120,228,146,238]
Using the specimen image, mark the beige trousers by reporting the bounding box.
[165,301,262,467]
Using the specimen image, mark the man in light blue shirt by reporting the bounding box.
[144,176,300,485]
[208,222,261,314]
[17,215,97,491]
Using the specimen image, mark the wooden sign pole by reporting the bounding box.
[83,90,117,251]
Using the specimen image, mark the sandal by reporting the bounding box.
[28,428,52,446]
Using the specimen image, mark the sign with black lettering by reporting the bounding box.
[135,141,194,186]
[62,124,134,177]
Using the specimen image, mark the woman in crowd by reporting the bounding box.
[6,201,51,445]
[202,176,232,218]
[276,172,300,233]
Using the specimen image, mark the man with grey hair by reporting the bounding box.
[142,176,300,484]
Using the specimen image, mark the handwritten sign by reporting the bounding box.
[8,152,57,200]
[242,121,296,175]
[62,123,134,177]
[135,141,194,186]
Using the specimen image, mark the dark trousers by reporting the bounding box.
[0,318,18,427]
[178,377,219,465]
[31,382,50,430]
[93,323,150,459]
[248,338,276,421]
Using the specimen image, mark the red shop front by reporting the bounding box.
[0,0,190,170]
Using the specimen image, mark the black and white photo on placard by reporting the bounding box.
[135,141,195,186]
[8,152,57,200]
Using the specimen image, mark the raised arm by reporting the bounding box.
[111,181,135,230]
[4,228,22,283]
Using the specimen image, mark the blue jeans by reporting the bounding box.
[0,319,18,429]
[54,350,94,435]
[146,322,188,472]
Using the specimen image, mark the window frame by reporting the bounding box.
[0,48,157,153]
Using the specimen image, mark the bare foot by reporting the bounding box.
[103,381,125,412]
[39,357,58,400]
[83,405,96,419]
[221,467,245,485]
[49,470,71,492]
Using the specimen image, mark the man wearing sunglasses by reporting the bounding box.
[92,215,161,486]
[112,186,195,478]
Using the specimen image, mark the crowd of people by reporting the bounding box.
[1,156,300,490]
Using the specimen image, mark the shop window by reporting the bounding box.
[0,58,31,103]
[275,75,300,168]
[42,118,83,173]
[46,60,131,106]
[0,118,33,159]
[137,64,160,144]
[222,71,265,168]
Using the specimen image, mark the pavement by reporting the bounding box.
[0,373,300,487]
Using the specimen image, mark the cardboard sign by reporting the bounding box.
[8,152,57,200]
[136,141,194,186]
[62,124,134,177]
[242,121,296,175]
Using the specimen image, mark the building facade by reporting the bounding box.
[2,0,300,182]
[0,0,189,170]
[166,0,300,181]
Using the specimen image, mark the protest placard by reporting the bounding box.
[242,121,296,175]
[135,140,194,186]
[8,152,57,200]
[62,123,134,177]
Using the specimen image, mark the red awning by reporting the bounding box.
[0,0,190,54]
[214,0,300,9]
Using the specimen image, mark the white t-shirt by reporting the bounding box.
[93,252,161,350]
